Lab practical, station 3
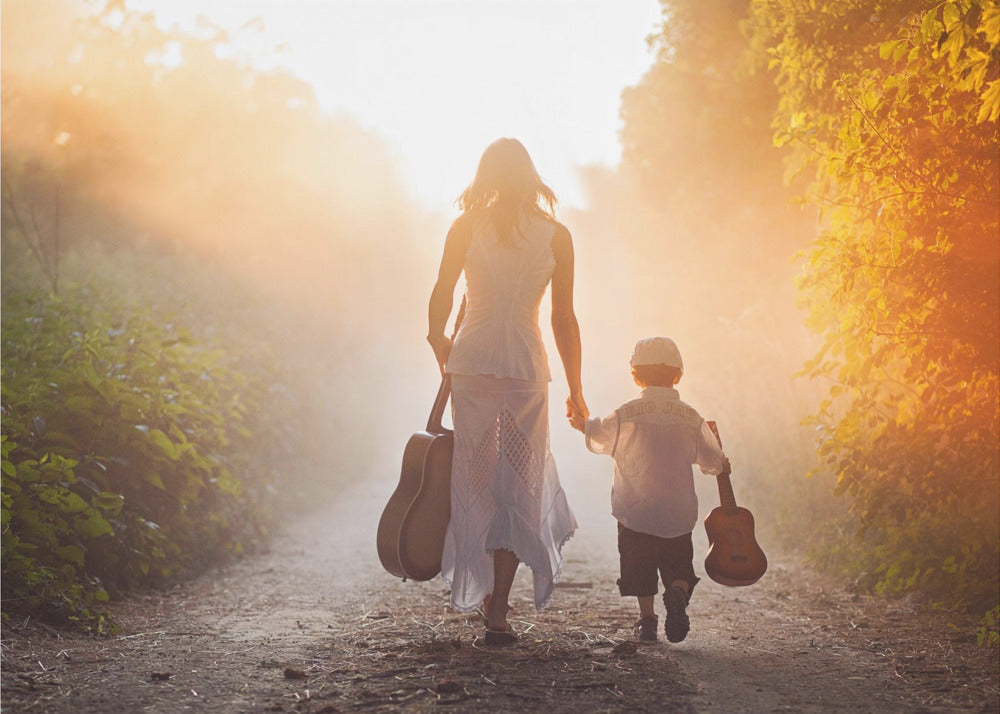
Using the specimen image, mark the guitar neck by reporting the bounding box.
[706,420,738,510]
[425,305,465,434]
[716,472,738,510]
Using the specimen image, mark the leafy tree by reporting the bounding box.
[611,1,827,534]
[1,0,416,301]
[0,0,427,628]
[621,0,785,220]
[746,0,999,613]
[2,0,427,495]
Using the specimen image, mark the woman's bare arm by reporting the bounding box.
[551,223,588,419]
[427,215,473,373]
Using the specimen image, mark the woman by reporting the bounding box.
[427,138,588,645]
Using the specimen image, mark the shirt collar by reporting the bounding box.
[641,386,680,400]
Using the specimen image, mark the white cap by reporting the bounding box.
[630,336,683,372]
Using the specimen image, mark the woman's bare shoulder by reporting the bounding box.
[550,220,573,257]
[450,209,482,233]
[445,212,479,252]
[550,220,571,239]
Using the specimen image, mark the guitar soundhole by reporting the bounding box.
[726,528,744,546]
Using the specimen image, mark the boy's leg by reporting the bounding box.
[657,532,699,643]
[635,596,657,641]
[668,579,691,599]
[662,584,690,643]
[617,523,659,641]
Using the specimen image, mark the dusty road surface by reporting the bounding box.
[3,481,997,713]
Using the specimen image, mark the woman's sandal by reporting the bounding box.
[475,593,491,625]
[478,593,517,644]
[476,593,511,626]
[484,625,518,646]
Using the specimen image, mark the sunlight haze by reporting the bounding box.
[3,1,997,707]
[132,0,662,210]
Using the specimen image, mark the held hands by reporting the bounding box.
[427,333,452,375]
[566,394,589,433]
[719,457,732,477]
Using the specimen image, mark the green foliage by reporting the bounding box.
[978,606,1000,648]
[746,0,999,616]
[614,0,831,556]
[1,285,277,630]
[0,0,428,633]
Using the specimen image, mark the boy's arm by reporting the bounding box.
[584,411,620,456]
[694,420,729,475]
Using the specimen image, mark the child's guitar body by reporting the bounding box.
[703,421,767,586]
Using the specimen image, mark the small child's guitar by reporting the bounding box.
[703,421,767,586]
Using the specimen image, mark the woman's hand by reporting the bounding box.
[566,393,589,432]
[427,333,453,375]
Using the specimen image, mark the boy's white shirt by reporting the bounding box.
[584,386,727,539]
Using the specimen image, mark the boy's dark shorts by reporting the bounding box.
[617,522,700,598]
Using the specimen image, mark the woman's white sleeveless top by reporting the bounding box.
[446,211,556,382]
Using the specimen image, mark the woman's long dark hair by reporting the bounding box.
[457,138,557,246]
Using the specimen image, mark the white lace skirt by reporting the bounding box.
[441,374,577,612]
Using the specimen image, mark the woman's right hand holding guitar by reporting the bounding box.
[427,333,452,375]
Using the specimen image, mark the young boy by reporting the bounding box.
[569,336,730,642]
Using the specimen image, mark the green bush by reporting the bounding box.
[1,289,277,631]
[978,606,1000,649]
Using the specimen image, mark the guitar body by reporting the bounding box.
[377,429,453,581]
[702,421,767,587]
[377,354,465,582]
[704,505,767,586]
[378,306,465,582]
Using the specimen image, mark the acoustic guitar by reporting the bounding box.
[376,301,464,582]
[376,376,453,581]
[703,421,767,586]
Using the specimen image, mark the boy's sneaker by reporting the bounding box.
[634,615,658,642]
[663,585,690,643]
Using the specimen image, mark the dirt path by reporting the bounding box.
[3,483,997,713]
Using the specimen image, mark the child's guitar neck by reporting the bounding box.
[706,420,738,511]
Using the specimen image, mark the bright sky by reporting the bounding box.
[133,0,662,210]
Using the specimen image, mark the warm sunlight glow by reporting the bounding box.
[131,0,662,209]
[3,3,996,698]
